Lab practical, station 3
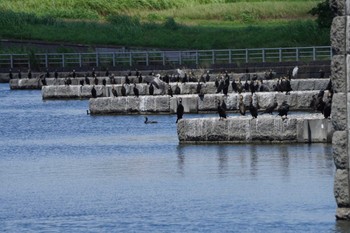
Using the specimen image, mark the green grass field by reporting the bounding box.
[0,0,329,52]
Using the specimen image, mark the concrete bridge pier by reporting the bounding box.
[330,0,350,220]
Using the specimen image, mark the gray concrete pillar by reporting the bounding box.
[330,0,350,220]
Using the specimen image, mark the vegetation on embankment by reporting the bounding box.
[0,0,330,52]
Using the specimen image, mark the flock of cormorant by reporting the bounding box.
[10,66,332,123]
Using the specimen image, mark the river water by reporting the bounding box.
[0,83,349,232]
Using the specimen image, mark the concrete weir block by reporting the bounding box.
[331,16,346,55]
[334,168,350,208]
[90,96,170,114]
[331,93,347,131]
[331,55,346,93]
[333,131,348,169]
[170,95,198,113]
[177,114,333,144]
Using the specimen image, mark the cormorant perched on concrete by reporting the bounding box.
[200,75,206,83]
[182,73,188,84]
[205,71,210,82]
[94,75,98,85]
[138,73,143,83]
[9,69,13,80]
[80,79,84,86]
[223,79,229,96]
[168,85,173,97]
[102,79,107,86]
[174,84,181,95]
[133,83,139,98]
[217,100,227,120]
[27,69,32,79]
[249,80,256,94]
[41,75,47,86]
[112,86,118,97]
[149,83,154,95]
[105,68,110,77]
[237,79,243,94]
[216,77,225,93]
[215,76,219,88]
[221,99,227,111]
[109,75,115,85]
[244,80,250,92]
[121,83,127,96]
[261,101,278,115]
[310,94,317,112]
[72,69,76,79]
[65,77,72,86]
[326,79,333,93]
[135,69,140,77]
[91,68,95,77]
[176,98,184,123]
[46,69,50,78]
[278,101,290,118]
[196,81,202,95]
[323,94,332,119]
[54,70,58,79]
[18,70,21,79]
[144,117,157,124]
[91,86,97,98]
[125,75,130,85]
[85,74,90,85]
[249,97,258,119]
[231,79,237,93]
[239,94,246,116]
[315,90,325,113]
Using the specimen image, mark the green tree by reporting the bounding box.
[308,0,335,28]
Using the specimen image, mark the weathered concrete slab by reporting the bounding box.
[177,114,333,144]
[42,79,329,100]
[88,91,323,115]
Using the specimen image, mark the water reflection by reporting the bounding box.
[176,145,185,175]
[216,145,228,176]
[279,145,290,180]
[250,145,258,178]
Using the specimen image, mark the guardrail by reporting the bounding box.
[0,46,332,69]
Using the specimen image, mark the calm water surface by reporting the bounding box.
[0,83,349,232]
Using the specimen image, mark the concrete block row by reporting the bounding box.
[88,91,321,115]
[176,114,333,144]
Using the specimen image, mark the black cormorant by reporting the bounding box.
[144,117,158,124]
[168,85,173,97]
[112,86,118,97]
[94,76,98,85]
[239,95,246,116]
[176,98,184,123]
[174,84,181,95]
[80,79,84,86]
[149,83,154,95]
[102,79,106,86]
[91,86,97,98]
[72,69,76,79]
[121,83,127,96]
[85,75,90,85]
[323,94,332,119]
[217,100,227,120]
[27,69,32,79]
[249,97,258,119]
[278,101,290,118]
[133,83,139,98]
[9,69,13,80]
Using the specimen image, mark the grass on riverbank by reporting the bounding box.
[0,0,329,51]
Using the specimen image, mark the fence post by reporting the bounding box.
[245,49,248,63]
[62,54,65,68]
[162,52,165,66]
[262,48,265,62]
[79,53,82,68]
[296,48,299,62]
[312,47,316,61]
[279,48,282,62]
[196,51,199,65]
[112,53,116,67]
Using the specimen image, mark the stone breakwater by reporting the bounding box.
[42,79,329,100]
[88,91,320,115]
[177,114,333,144]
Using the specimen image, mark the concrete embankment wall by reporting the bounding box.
[177,115,333,144]
[88,91,320,115]
[42,79,329,100]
